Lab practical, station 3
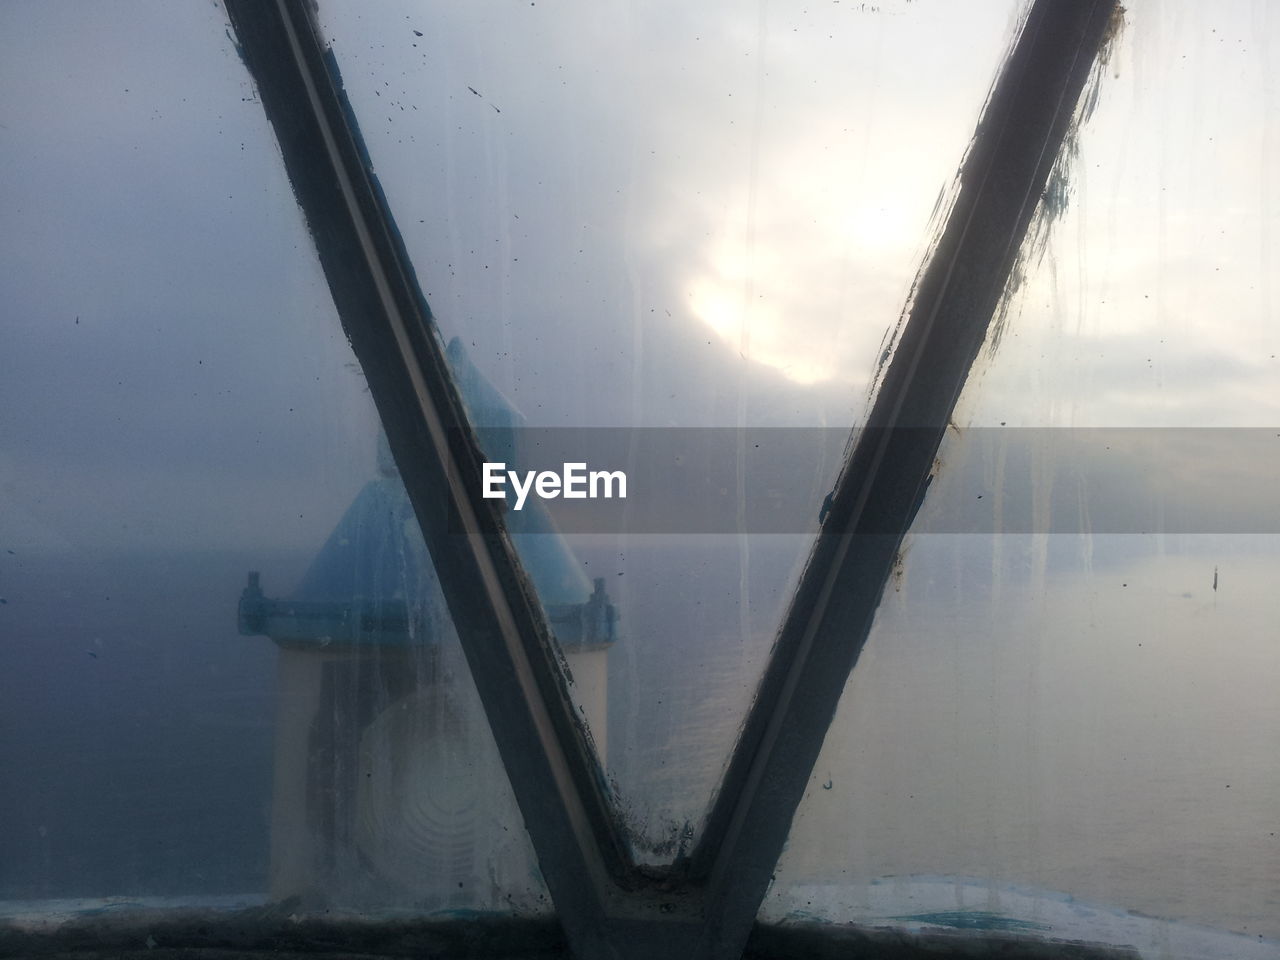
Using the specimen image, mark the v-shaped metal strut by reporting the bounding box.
[223,1,1118,956]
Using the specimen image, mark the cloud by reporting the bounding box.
[316,0,1025,422]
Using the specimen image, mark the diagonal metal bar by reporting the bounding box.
[221,1,636,956]
[687,1,1118,957]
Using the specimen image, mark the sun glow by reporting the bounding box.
[685,160,932,387]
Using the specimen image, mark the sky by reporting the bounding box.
[0,0,379,555]
[961,0,1280,429]
[6,0,1277,556]
[2,0,1023,556]
[5,0,1277,558]
[316,0,1025,425]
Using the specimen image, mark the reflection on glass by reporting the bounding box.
[764,2,1280,954]
[243,434,551,912]
[0,1,545,917]
[316,0,1027,861]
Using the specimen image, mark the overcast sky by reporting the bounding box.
[2,0,1279,557]
[317,0,1024,425]
[1,0,378,554]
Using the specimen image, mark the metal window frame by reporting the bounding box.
[220,1,1118,958]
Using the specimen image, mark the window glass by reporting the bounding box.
[315,0,1027,863]
[0,0,546,916]
[762,3,1280,953]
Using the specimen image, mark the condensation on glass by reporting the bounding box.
[763,3,1280,956]
[0,0,547,920]
[314,0,1028,863]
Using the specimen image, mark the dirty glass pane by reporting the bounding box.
[763,3,1280,955]
[315,0,1027,863]
[0,0,546,921]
